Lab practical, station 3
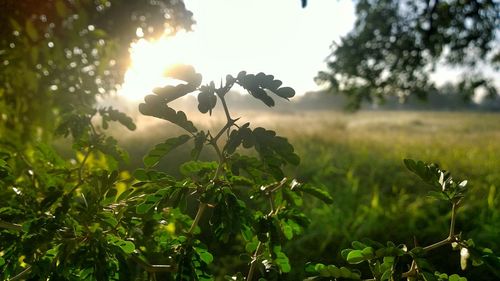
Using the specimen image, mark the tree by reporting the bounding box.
[0,0,193,143]
[316,0,499,110]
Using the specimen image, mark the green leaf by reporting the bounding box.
[99,212,118,227]
[139,102,197,133]
[427,191,449,201]
[107,235,135,254]
[380,269,392,281]
[273,247,291,273]
[341,248,353,260]
[144,135,191,167]
[299,183,333,204]
[191,131,206,159]
[180,161,218,177]
[136,188,170,214]
[346,250,365,264]
[325,265,341,277]
[136,202,153,214]
[196,247,214,265]
[361,246,374,258]
[421,272,439,281]
[403,159,442,185]
[281,222,293,240]
[305,262,318,273]
[152,84,194,105]
[351,241,367,250]
[99,107,136,131]
[197,84,217,114]
[275,87,295,99]
[403,158,417,173]
[251,127,300,179]
[236,72,295,106]
[448,274,467,281]
[133,169,172,182]
[0,256,5,267]
[224,124,254,154]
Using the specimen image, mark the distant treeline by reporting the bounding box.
[225,84,500,112]
[106,83,500,114]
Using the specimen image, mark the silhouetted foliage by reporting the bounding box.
[316,0,499,110]
[0,0,193,143]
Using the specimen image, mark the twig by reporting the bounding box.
[10,265,32,281]
[187,203,207,236]
[246,242,263,281]
[219,96,233,124]
[0,219,22,231]
[66,148,91,195]
[449,203,457,238]
[130,255,176,273]
[402,202,460,278]
[423,237,453,252]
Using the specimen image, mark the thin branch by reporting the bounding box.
[66,148,91,195]
[77,149,91,181]
[0,219,22,231]
[187,112,229,238]
[130,255,176,273]
[269,178,288,193]
[402,260,418,279]
[212,118,238,143]
[402,201,460,278]
[247,178,287,281]
[423,238,452,252]
[10,265,32,281]
[449,203,457,238]
[268,195,275,215]
[246,241,263,281]
[187,203,207,236]
[219,96,233,123]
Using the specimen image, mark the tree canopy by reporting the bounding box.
[316,0,499,109]
[0,0,193,143]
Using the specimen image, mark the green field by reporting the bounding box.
[271,111,500,280]
[115,110,500,279]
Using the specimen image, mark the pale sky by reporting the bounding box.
[119,0,356,100]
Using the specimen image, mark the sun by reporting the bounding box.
[118,28,241,101]
[118,31,200,101]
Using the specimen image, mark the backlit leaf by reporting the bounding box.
[144,135,191,168]
[346,250,365,264]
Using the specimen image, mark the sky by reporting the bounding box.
[119,0,356,100]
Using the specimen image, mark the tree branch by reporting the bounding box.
[130,255,176,273]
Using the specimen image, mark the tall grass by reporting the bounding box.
[112,110,500,279]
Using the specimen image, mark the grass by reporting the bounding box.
[114,109,500,280]
[269,111,500,280]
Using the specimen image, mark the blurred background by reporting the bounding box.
[1,0,499,279]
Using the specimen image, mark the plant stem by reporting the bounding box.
[130,255,176,272]
[423,238,452,252]
[188,202,207,235]
[0,219,22,231]
[67,148,91,195]
[219,96,232,123]
[449,203,457,238]
[247,179,285,281]
[247,242,263,281]
[402,202,460,278]
[10,265,32,281]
